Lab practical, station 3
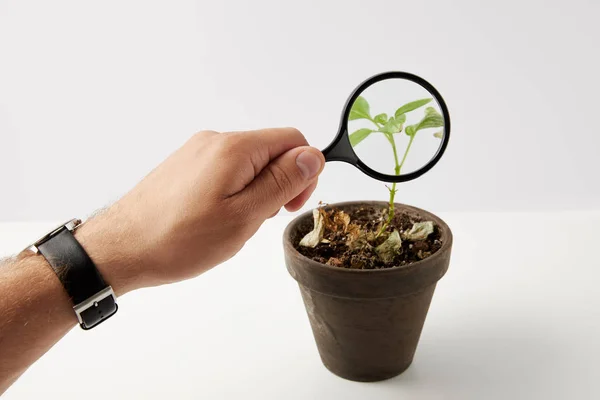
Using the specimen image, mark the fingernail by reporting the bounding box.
[296,151,323,179]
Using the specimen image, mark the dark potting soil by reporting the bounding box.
[294,206,443,270]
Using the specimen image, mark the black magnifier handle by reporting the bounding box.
[322,131,357,164]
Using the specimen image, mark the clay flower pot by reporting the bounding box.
[283,201,453,382]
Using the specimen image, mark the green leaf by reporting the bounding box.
[374,113,388,125]
[433,131,443,139]
[425,106,437,115]
[395,113,406,125]
[348,96,371,121]
[349,128,374,146]
[416,107,444,130]
[380,116,403,134]
[394,98,432,118]
[405,107,444,136]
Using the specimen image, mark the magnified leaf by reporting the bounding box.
[349,128,374,146]
[374,113,388,125]
[425,107,437,115]
[380,116,403,134]
[349,96,371,121]
[394,98,432,118]
[405,107,444,136]
[395,114,406,133]
[417,107,444,130]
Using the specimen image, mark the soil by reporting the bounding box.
[294,205,443,269]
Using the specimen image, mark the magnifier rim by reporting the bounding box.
[337,71,451,183]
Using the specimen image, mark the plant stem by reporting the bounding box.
[388,181,397,219]
[387,134,401,219]
[386,136,399,172]
[376,133,402,237]
[398,134,416,171]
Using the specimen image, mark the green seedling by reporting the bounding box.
[349,96,444,236]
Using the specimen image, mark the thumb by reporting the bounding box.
[240,146,324,218]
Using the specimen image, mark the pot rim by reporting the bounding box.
[283,200,453,275]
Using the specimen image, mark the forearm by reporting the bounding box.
[0,127,322,394]
[0,214,134,394]
[0,253,76,393]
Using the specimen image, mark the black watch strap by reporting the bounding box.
[34,222,118,330]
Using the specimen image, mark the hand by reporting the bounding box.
[75,128,324,294]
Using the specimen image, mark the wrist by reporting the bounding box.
[74,212,144,296]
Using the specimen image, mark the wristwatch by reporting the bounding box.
[25,218,118,330]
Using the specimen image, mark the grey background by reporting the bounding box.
[1,0,599,221]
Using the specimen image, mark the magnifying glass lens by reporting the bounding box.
[347,77,447,178]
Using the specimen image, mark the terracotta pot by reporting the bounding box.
[283,201,452,382]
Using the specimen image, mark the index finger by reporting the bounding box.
[226,127,309,175]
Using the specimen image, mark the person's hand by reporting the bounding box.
[75,128,325,294]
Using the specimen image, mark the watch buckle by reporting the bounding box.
[73,286,116,326]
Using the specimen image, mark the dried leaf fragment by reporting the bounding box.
[375,230,402,264]
[403,221,434,241]
[346,230,371,251]
[333,210,351,232]
[344,222,360,245]
[299,209,325,248]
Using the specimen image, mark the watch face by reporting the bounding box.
[24,218,82,253]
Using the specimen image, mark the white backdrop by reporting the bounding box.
[1,0,599,221]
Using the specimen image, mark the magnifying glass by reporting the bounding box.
[323,71,450,183]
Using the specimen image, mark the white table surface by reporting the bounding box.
[1,212,599,399]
